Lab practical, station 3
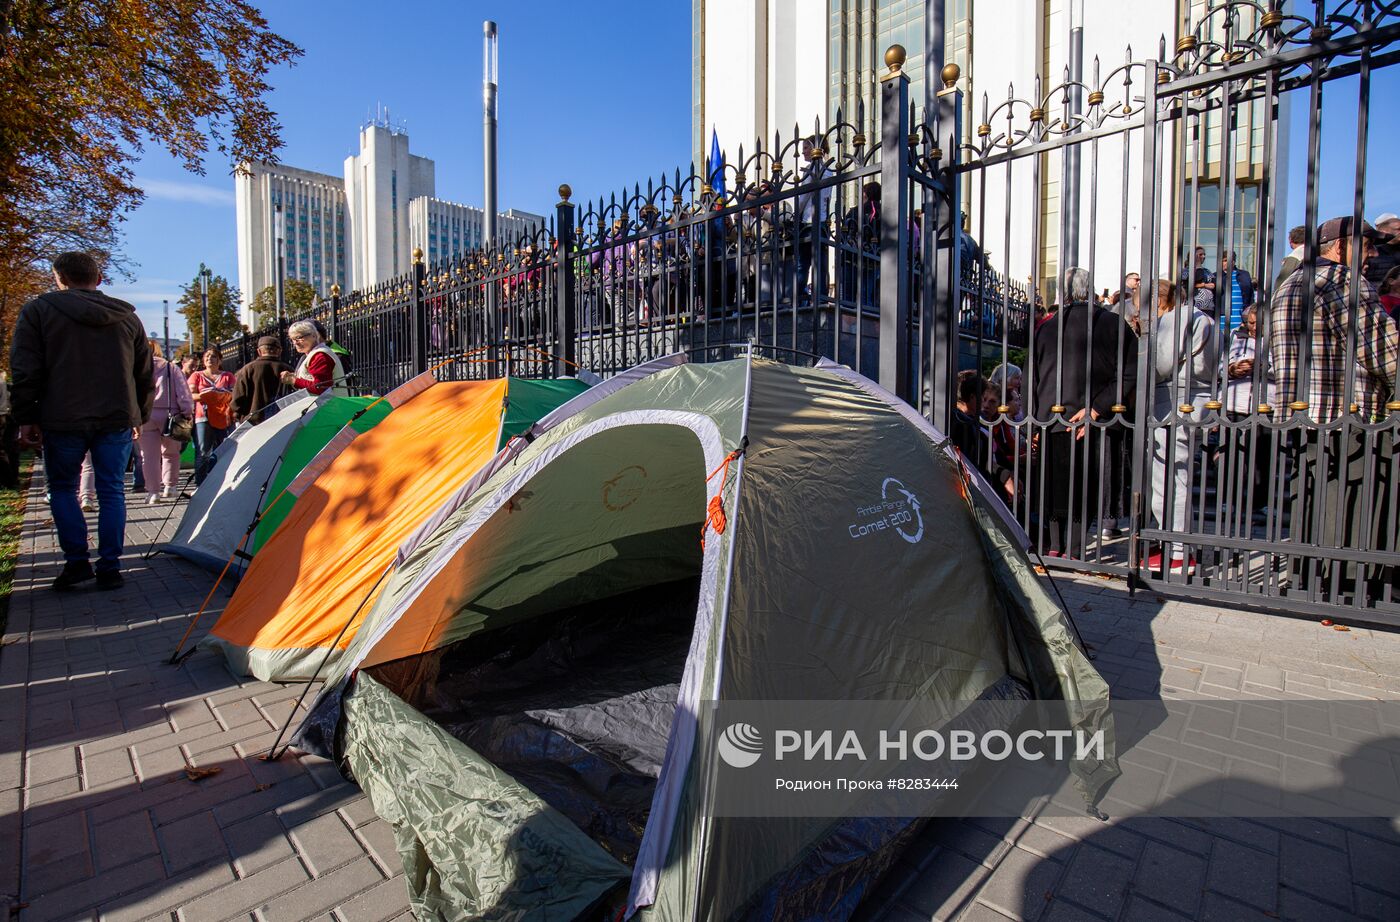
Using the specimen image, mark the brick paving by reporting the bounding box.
[1,477,409,922]
[2,469,1398,921]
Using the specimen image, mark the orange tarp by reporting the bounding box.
[209,380,508,669]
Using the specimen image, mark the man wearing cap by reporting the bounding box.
[1364,212,1400,288]
[231,336,291,425]
[1270,215,1399,600]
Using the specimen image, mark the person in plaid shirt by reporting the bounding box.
[1269,216,1398,424]
[1268,215,1399,603]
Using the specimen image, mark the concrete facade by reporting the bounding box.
[694,0,826,171]
[343,125,435,290]
[234,163,348,326]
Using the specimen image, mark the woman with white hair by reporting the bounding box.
[279,320,345,396]
[988,362,1024,421]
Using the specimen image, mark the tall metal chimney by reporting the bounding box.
[483,21,499,249]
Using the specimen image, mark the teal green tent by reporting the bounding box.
[293,357,1116,921]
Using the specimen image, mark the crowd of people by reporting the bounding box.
[6,255,353,591]
[6,210,1397,599]
[952,214,1400,600]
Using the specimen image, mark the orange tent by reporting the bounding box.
[202,376,589,681]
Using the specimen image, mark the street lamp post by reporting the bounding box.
[198,263,211,352]
[275,203,286,327]
[483,21,498,249]
[1061,0,1085,270]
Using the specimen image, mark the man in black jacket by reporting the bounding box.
[231,336,291,424]
[10,252,153,590]
[1031,267,1138,559]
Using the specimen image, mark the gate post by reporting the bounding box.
[411,247,428,377]
[878,45,912,401]
[928,63,964,434]
[555,185,578,378]
[1129,61,1162,580]
[329,283,341,343]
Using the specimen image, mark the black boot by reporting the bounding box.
[52,560,95,591]
[95,569,124,591]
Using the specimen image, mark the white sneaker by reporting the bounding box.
[79,497,96,512]
[146,493,160,506]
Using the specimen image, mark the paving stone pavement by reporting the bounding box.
[2,470,1398,921]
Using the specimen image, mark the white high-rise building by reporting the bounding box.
[344,124,435,289]
[409,199,547,265]
[234,120,541,326]
[234,162,348,322]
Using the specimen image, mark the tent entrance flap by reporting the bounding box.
[371,574,701,868]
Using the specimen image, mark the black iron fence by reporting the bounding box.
[220,0,1400,624]
[221,144,1032,392]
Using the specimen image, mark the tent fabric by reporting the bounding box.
[164,391,323,572]
[393,354,689,569]
[295,357,1115,921]
[250,396,392,552]
[202,377,590,683]
[343,674,629,921]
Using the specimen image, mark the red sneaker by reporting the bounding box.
[1146,551,1196,575]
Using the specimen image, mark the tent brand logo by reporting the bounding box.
[848,477,924,544]
[603,465,648,511]
[718,723,764,768]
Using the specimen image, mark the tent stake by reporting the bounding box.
[142,468,197,560]
[263,564,394,762]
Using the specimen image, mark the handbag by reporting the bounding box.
[163,413,194,446]
[161,360,194,447]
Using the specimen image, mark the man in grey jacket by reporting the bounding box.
[1148,280,1219,576]
[10,252,153,590]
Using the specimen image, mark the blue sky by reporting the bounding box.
[114,0,691,337]
[109,1,1395,337]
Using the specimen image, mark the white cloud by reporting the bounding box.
[104,279,186,308]
[136,176,235,207]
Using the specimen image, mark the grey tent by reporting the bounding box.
[165,391,323,572]
[294,356,1116,920]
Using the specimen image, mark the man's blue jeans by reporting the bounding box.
[44,429,131,573]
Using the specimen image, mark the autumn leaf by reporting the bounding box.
[184,764,223,781]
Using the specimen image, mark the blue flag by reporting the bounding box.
[708,128,726,199]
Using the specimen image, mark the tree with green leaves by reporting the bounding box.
[248,279,317,329]
[177,271,242,350]
[0,1,302,291]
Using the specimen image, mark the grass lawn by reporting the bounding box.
[0,453,34,636]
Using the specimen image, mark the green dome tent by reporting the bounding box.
[293,356,1116,921]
